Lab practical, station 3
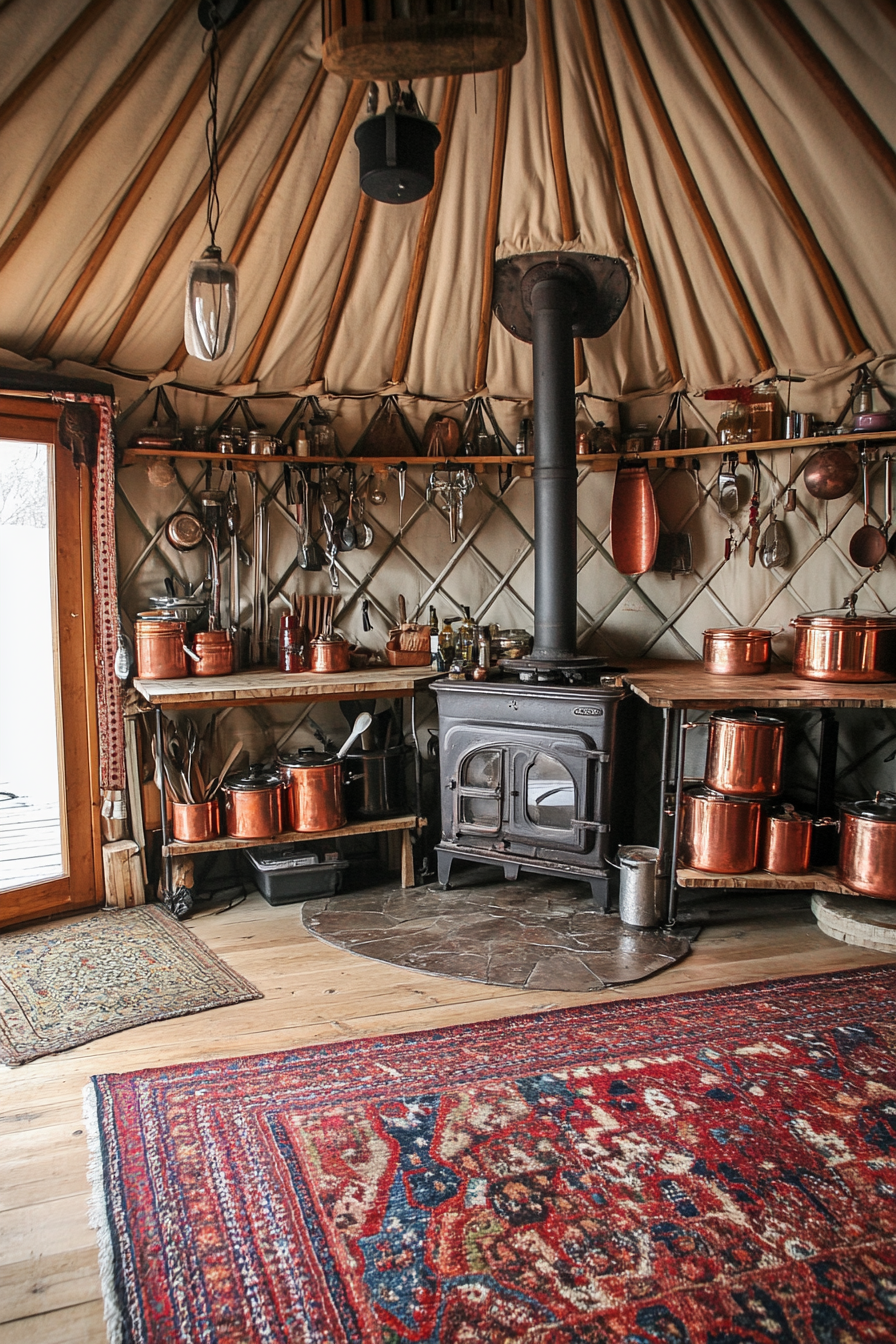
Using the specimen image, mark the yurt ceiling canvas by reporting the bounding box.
[0,0,893,411]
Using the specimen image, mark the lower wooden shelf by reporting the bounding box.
[677,865,856,896]
[163,812,424,856]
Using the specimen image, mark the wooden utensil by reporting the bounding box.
[205,740,244,801]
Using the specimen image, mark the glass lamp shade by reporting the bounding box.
[184,246,238,361]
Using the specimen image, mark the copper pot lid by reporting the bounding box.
[794,611,896,628]
[840,793,896,822]
[312,632,349,645]
[223,767,282,791]
[709,710,784,727]
[193,629,231,643]
[279,749,339,768]
[685,785,762,806]
[704,627,773,640]
[767,805,813,823]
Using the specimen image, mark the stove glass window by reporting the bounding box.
[459,749,502,829]
[526,753,575,830]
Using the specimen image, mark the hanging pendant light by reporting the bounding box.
[184,7,237,361]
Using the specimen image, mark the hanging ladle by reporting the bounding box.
[848,451,887,568]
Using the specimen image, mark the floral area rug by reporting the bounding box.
[0,905,260,1066]
[85,965,896,1343]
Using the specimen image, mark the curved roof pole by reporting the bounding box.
[390,77,461,387]
[0,0,116,136]
[663,0,867,357]
[604,0,772,373]
[535,0,586,387]
[0,0,193,276]
[240,80,366,386]
[753,0,896,196]
[31,8,254,361]
[164,62,328,373]
[96,3,320,366]
[576,0,681,386]
[473,66,511,394]
[310,190,374,385]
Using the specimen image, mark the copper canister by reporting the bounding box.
[838,796,896,899]
[171,800,221,843]
[762,807,813,874]
[135,618,188,680]
[680,786,762,873]
[279,754,346,832]
[221,770,283,839]
[190,630,234,676]
[703,628,774,676]
[704,712,785,797]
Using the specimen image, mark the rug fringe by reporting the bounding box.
[82,1082,124,1344]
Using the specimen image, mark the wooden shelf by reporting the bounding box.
[164,813,424,856]
[622,659,896,711]
[677,865,856,896]
[120,428,896,474]
[133,665,438,707]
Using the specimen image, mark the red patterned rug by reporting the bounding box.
[85,966,896,1343]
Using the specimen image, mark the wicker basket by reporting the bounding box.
[385,639,431,666]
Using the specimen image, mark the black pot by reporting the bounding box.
[344,746,408,819]
[354,107,441,204]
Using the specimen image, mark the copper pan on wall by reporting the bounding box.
[611,458,659,576]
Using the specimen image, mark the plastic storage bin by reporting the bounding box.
[242,843,348,904]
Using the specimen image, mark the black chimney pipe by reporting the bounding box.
[531,274,578,661]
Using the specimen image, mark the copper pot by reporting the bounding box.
[703,627,776,676]
[802,446,858,500]
[171,800,221,843]
[279,753,346,832]
[762,806,813,874]
[134,617,188,680]
[838,795,896,899]
[310,633,351,673]
[791,611,896,682]
[190,630,234,677]
[704,711,785,797]
[610,458,659,576]
[221,769,283,839]
[680,786,762,873]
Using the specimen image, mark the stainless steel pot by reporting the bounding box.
[791,608,896,683]
[344,745,408,819]
[838,794,896,899]
[704,711,785,797]
[680,786,763,873]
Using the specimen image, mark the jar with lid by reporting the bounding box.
[749,381,782,443]
[191,424,209,454]
[718,400,751,445]
[215,429,235,455]
[625,423,649,454]
[310,416,334,454]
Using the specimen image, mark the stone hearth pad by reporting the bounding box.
[302,876,695,991]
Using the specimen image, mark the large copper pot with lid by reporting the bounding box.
[838,794,896,898]
[134,615,188,680]
[279,751,346,832]
[221,767,283,838]
[679,786,763,873]
[704,711,785,797]
[791,597,896,682]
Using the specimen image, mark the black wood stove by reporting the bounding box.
[435,251,631,908]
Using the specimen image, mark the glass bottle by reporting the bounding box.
[718,400,750,445]
[455,606,476,663]
[278,614,306,672]
[438,616,457,665]
[749,380,782,443]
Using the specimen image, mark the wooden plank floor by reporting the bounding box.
[1,886,892,1342]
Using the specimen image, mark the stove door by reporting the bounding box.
[452,742,505,837]
[507,735,599,855]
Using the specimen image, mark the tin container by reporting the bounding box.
[190,630,234,676]
[762,807,813,874]
[221,769,283,839]
[135,617,189,680]
[680,786,763,873]
[704,711,785,797]
[702,627,774,676]
[171,800,221,843]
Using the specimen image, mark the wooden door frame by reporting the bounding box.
[0,395,103,927]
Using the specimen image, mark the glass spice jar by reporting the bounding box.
[278,615,306,673]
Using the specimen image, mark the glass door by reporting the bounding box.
[0,401,100,927]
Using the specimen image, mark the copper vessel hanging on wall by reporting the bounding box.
[610,458,659,576]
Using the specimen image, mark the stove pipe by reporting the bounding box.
[531,274,578,661]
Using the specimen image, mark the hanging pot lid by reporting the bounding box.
[222,766,282,791]
[840,794,896,822]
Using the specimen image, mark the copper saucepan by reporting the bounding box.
[679,787,763,873]
[838,794,896,899]
[702,627,780,676]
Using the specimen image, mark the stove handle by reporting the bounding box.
[548,745,610,763]
[572,818,609,832]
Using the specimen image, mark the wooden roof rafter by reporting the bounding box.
[604,0,772,373]
[309,190,374,385]
[31,5,255,361]
[97,0,319,367]
[391,77,461,387]
[473,66,512,394]
[575,0,682,386]
[0,0,116,136]
[240,79,367,386]
[663,0,867,356]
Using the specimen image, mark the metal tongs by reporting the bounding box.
[425,461,475,542]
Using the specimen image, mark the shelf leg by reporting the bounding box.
[654,707,676,912]
[155,705,193,920]
[401,829,415,888]
[665,709,688,927]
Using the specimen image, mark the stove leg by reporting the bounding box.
[437,849,454,889]
[503,863,520,881]
[590,875,609,912]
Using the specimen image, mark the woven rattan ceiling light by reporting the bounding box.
[321,0,527,80]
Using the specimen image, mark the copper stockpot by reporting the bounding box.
[171,800,221,843]
[134,617,188,680]
[704,711,785,797]
[309,633,351,674]
[680,786,762,873]
[222,769,283,839]
[838,795,896,899]
[703,627,775,676]
[791,611,896,683]
[190,629,234,676]
[762,806,813,874]
[279,752,346,832]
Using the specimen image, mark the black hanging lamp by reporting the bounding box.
[354,82,441,205]
[184,5,238,361]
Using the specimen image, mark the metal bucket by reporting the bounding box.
[616,845,661,928]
